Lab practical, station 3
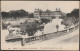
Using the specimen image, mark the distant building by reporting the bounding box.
[34,8,66,19]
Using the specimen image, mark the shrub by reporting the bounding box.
[40,18,51,24]
[25,21,44,36]
[2,22,8,29]
[61,17,78,28]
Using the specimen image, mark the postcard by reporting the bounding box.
[1,1,79,50]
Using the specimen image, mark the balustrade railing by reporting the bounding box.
[21,24,79,46]
[6,24,78,46]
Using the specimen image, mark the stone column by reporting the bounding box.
[67,28,69,33]
[21,38,25,46]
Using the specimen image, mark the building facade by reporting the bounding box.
[34,8,66,19]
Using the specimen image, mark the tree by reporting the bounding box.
[24,22,39,36]
[9,9,28,19]
[71,9,79,18]
[66,13,71,17]
[1,12,9,19]
[65,9,79,26]
[66,9,79,19]
[18,9,28,17]
[61,17,75,28]
[40,18,51,24]
[22,20,44,36]
[46,9,50,17]
[9,10,17,19]
[28,13,34,18]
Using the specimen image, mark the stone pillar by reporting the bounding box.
[21,38,25,46]
[67,28,69,33]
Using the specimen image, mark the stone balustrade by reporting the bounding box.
[21,24,79,46]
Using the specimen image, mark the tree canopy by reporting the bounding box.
[1,12,9,19]
[62,9,79,28]
[66,9,79,19]
[1,9,31,19]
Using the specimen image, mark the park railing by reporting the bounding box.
[21,24,79,46]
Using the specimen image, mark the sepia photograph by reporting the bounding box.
[1,1,79,50]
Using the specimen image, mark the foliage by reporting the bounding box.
[2,22,8,29]
[71,9,79,18]
[1,9,28,19]
[28,13,34,18]
[62,9,79,28]
[25,21,44,36]
[35,20,41,24]
[66,9,79,19]
[40,18,51,24]
[1,12,9,19]
[61,17,77,28]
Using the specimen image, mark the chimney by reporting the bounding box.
[35,9,36,10]
[38,9,39,11]
[59,8,60,11]
[56,8,57,11]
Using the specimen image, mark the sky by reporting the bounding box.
[1,1,79,13]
